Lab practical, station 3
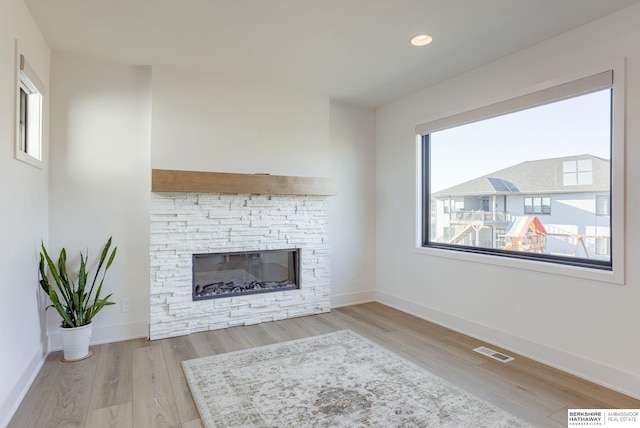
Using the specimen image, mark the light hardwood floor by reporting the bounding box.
[9,303,640,427]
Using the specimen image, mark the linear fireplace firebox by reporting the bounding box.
[192,248,301,301]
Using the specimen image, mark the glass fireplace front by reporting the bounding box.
[192,248,300,300]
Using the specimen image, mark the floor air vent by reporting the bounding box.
[473,346,514,363]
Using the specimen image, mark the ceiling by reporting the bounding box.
[24,0,640,107]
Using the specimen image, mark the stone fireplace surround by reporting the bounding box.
[149,189,332,340]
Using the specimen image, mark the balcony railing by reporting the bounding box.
[448,210,512,225]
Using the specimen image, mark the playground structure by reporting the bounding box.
[500,215,608,258]
[502,216,547,253]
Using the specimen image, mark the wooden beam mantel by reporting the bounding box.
[152,169,337,196]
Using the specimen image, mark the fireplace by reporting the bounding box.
[193,249,300,300]
[149,192,332,340]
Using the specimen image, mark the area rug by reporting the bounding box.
[182,330,533,427]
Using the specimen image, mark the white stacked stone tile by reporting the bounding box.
[149,192,331,339]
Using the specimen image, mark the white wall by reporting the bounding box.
[48,53,151,348]
[151,69,377,307]
[329,101,376,306]
[151,66,331,177]
[0,1,50,425]
[376,3,640,397]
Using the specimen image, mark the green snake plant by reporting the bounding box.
[39,237,117,328]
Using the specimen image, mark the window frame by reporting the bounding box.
[14,43,45,169]
[414,63,625,285]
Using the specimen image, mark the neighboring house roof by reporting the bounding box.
[433,154,609,197]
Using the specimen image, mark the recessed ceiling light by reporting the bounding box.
[410,34,433,47]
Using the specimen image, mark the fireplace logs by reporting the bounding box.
[195,279,296,297]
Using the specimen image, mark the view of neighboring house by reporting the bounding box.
[431,154,611,261]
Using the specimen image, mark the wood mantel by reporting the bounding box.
[152,169,337,196]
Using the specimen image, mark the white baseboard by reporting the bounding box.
[331,289,375,308]
[47,321,149,351]
[375,290,640,400]
[0,342,46,428]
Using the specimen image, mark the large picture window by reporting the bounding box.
[418,70,619,272]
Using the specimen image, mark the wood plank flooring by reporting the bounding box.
[9,303,640,427]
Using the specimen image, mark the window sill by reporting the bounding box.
[414,245,624,285]
[15,150,42,169]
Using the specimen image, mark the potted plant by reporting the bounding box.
[39,237,117,361]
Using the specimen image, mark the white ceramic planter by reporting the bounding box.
[60,323,93,361]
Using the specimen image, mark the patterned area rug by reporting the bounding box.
[182,330,533,427]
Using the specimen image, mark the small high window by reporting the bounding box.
[15,50,44,168]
